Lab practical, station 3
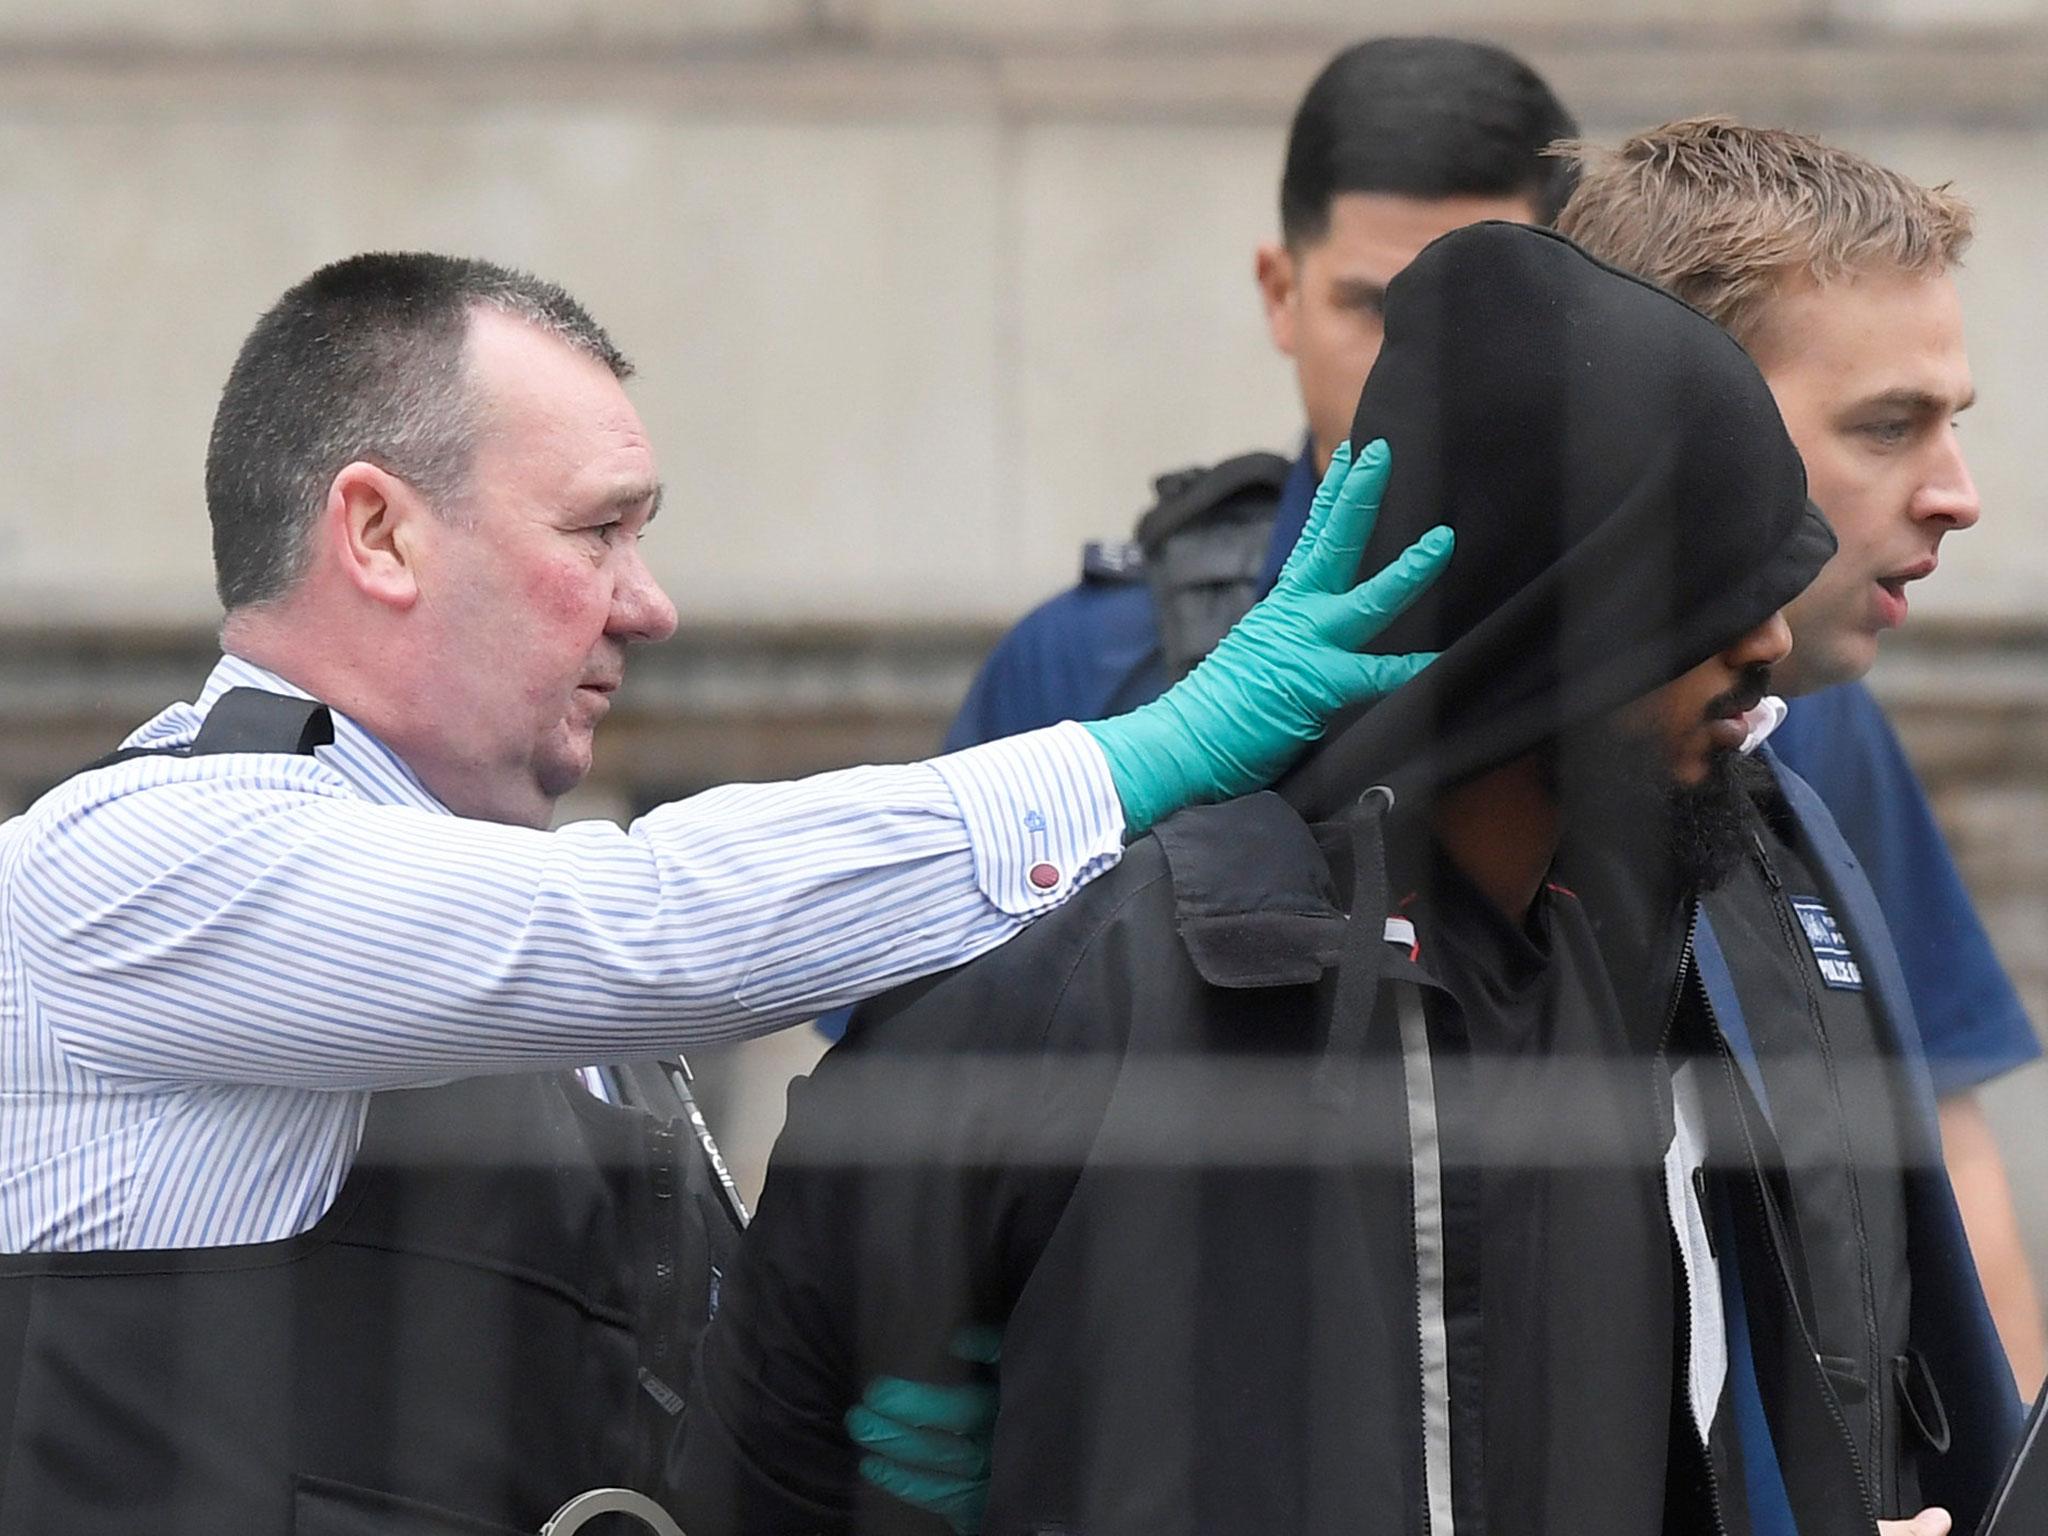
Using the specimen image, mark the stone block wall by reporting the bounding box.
[1,0,2044,1279]
[3,4,2047,630]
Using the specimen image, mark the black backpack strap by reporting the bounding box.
[1129,451,1292,682]
[188,688,334,757]
[1134,451,1293,552]
[84,687,334,772]
[1080,538,1146,585]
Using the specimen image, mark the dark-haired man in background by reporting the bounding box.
[943,35,1577,745]
[808,35,1566,1086]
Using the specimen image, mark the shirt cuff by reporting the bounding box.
[930,721,1126,917]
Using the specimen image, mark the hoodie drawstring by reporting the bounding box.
[1312,785,1396,1109]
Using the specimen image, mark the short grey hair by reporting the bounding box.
[205,252,632,610]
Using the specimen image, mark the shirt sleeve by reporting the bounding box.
[1771,684,2040,1096]
[7,722,1124,1090]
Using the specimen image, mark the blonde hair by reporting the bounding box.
[1553,117,1973,358]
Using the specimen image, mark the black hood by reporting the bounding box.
[1281,221,1835,822]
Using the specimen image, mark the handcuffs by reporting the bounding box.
[540,1487,687,1535]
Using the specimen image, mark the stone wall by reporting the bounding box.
[2,0,2044,1271]
[2,3,2046,631]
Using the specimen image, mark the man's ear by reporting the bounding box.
[325,461,424,611]
[1255,242,1299,358]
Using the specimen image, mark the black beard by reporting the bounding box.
[1553,725,1765,900]
[1665,747,1766,893]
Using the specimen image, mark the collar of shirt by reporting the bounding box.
[127,653,453,818]
[1254,438,1322,592]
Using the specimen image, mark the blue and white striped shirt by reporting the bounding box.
[0,654,1125,1252]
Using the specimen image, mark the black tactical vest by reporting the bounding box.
[0,690,743,1535]
[1085,451,1290,683]
[1701,783,1934,1522]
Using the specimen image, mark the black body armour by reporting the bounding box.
[1089,450,1290,683]
[1702,780,1932,1521]
[0,691,743,1535]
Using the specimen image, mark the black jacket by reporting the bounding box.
[1692,753,2023,1534]
[682,794,1462,1535]
[675,222,1869,1536]
[678,787,1962,1536]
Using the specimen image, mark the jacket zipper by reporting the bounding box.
[1749,831,1888,1491]
[1659,904,1702,1055]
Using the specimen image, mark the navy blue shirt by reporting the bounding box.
[945,443,2038,1095]
[943,449,1322,751]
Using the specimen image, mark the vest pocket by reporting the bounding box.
[1817,1352,1869,1408]
[292,1474,531,1536]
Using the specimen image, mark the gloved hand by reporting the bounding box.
[847,1325,1002,1535]
[1085,439,1452,836]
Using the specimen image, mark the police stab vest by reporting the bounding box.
[0,690,743,1535]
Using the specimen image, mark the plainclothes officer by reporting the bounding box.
[0,252,1448,1534]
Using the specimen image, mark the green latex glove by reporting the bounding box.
[848,1325,1002,1535]
[1084,439,1452,837]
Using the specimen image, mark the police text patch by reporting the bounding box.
[1790,897,1863,991]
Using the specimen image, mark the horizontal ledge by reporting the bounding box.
[5,615,2045,716]
[6,610,2043,642]
[3,618,2043,799]
[0,34,2045,127]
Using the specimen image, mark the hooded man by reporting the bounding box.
[672,224,2014,1536]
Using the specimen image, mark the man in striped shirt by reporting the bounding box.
[0,252,1446,1533]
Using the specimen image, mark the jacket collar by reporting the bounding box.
[1151,792,1348,988]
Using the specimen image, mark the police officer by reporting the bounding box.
[0,253,1449,1533]
[1555,119,2045,1398]
[945,37,1577,742]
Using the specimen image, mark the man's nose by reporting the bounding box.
[1728,610,1794,671]
[609,547,680,644]
[1914,427,1980,532]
